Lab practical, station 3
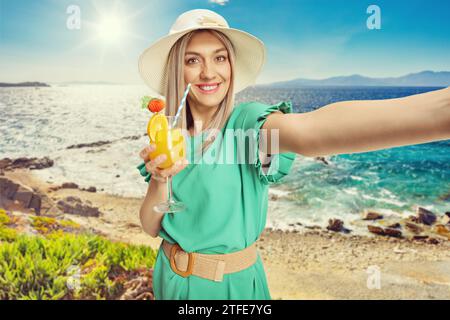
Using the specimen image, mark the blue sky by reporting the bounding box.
[0,0,449,84]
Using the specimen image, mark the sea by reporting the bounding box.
[1,85,448,233]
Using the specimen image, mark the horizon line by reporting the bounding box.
[1,69,449,86]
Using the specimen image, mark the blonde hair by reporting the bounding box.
[164,29,236,154]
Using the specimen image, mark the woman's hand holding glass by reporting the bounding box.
[139,143,189,183]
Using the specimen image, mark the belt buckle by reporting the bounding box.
[170,244,195,278]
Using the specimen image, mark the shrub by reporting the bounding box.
[31,216,81,235]
[0,231,156,299]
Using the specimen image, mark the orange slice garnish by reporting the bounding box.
[147,114,168,142]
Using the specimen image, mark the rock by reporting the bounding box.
[327,218,343,231]
[0,177,47,215]
[66,140,112,150]
[0,177,19,198]
[305,225,322,230]
[13,185,34,208]
[81,186,97,193]
[0,158,11,170]
[405,222,424,234]
[65,196,82,203]
[116,175,120,178]
[427,237,440,245]
[28,194,42,215]
[388,222,401,229]
[61,182,79,189]
[56,196,101,217]
[0,157,54,171]
[368,225,402,238]
[368,225,385,236]
[417,207,437,225]
[434,224,450,240]
[363,211,384,220]
[384,228,402,238]
[39,193,62,215]
[314,157,329,165]
[412,235,429,241]
[327,219,351,233]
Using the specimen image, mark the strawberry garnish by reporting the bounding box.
[148,98,165,113]
[141,96,166,113]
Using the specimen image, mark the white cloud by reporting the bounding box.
[209,0,229,6]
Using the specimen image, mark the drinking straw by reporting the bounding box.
[174,83,191,126]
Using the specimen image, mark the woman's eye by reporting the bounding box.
[186,56,227,64]
[186,58,198,64]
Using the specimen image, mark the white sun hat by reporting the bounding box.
[138,9,266,96]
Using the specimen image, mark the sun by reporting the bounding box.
[96,14,125,45]
[69,0,151,61]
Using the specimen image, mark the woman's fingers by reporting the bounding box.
[145,154,167,173]
[157,159,189,178]
[139,144,156,162]
[140,142,189,182]
[151,170,167,182]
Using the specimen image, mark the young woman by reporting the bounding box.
[137,9,450,300]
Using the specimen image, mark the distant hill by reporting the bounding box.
[0,82,50,87]
[257,71,450,88]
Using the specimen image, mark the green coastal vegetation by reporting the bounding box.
[0,208,156,300]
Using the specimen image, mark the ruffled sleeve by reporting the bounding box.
[136,162,151,183]
[234,101,297,185]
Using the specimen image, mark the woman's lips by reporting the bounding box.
[196,83,221,94]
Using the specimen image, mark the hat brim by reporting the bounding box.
[138,26,266,96]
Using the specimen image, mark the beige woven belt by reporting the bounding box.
[161,240,258,282]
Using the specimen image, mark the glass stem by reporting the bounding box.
[167,176,173,203]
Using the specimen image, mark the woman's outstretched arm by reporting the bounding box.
[262,87,450,157]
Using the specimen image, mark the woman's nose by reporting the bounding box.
[200,62,216,79]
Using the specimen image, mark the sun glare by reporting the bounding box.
[69,0,151,61]
[96,14,125,44]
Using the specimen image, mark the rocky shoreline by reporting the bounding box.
[2,155,449,246]
[1,156,450,299]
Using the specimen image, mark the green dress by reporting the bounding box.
[136,101,296,300]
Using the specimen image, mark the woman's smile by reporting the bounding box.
[195,82,221,94]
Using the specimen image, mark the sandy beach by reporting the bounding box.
[2,167,450,300]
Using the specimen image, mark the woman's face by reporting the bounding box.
[184,31,231,110]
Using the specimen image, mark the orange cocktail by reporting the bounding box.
[147,114,186,169]
[146,114,187,213]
